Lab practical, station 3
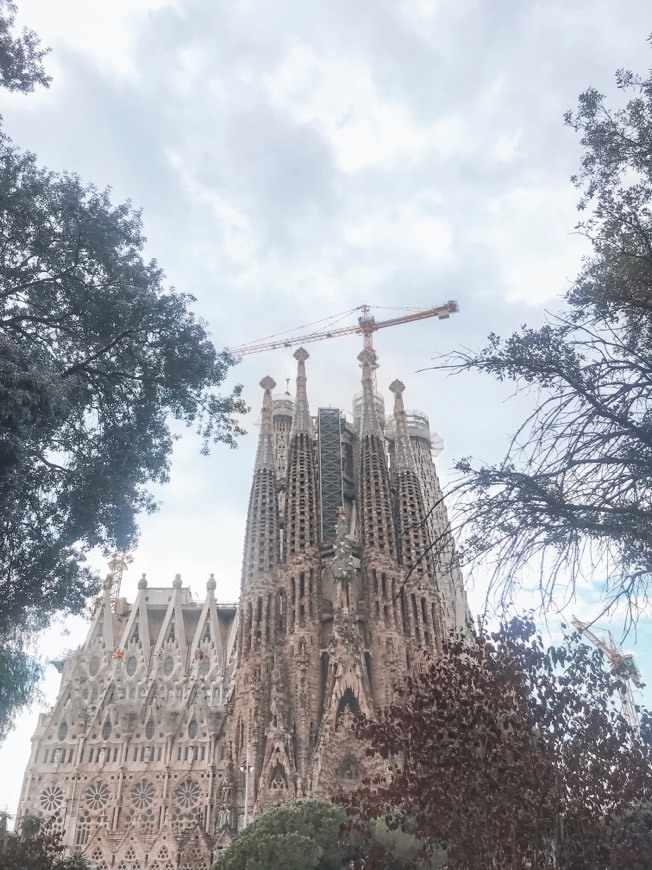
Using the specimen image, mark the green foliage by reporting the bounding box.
[0,0,50,92]
[0,646,42,740]
[0,814,91,869]
[0,127,247,737]
[215,800,350,870]
[215,800,438,870]
[439,44,652,616]
[345,617,652,869]
[367,821,446,868]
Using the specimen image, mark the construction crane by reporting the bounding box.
[571,616,642,729]
[107,551,130,612]
[227,301,459,359]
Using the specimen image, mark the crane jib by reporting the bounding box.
[227,300,459,356]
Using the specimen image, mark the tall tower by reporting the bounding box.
[389,379,444,656]
[16,349,470,868]
[230,375,282,822]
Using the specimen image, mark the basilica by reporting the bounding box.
[16,347,469,869]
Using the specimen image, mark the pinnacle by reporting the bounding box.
[260,376,276,391]
[291,346,311,435]
[357,351,383,439]
[389,379,405,396]
[357,349,377,369]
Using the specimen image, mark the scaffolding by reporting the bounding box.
[317,408,343,543]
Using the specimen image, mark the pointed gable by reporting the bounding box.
[117,574,152,661]
[153,575,188,660]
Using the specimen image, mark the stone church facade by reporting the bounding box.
[17,348,470,868]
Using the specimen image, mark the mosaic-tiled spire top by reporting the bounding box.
[357,351,396,556]
[292,347,311,435]
[357,349,383,439]
[285,348,319,556]
[241,377,280,587]
[389,379,415,471]
[255,376,276,471]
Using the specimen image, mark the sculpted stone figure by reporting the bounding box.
[331,508,355,610]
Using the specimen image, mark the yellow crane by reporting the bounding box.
[227,300,459,360]
[571,616,642,729]
[107,551,130,612]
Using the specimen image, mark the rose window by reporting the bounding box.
[175,778,200,808]
[40,785,64,812]
[131,779,155,809]
[84,781,110,811]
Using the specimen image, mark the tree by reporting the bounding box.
[0,814,91,870]
[214,801,351,870]
[0,644,42,742]
[0,130,247,738]
[344,617,652,869]
[0,0,50,92]
[438,48,652,617]
[213,800,430,870]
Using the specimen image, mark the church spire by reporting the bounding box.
[256,376,276,471]
[357,351,396,556]
[389,378,433,576]
[292,347,311,435]
[284,348,319,556]
[241,377,280,588]
[388,379,414,470]
[389,379,442,650]
[357,350,383,439]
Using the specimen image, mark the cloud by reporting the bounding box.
[2,0,652,818]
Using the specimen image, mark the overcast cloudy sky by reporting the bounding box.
[2,0,652,815]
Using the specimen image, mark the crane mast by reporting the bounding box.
[227,300,459,357]
[572,616,642,729]
[108,551,130,612]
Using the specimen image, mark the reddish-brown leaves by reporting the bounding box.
[341,616,652,870]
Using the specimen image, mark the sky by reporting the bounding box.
[2,0,652,817]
